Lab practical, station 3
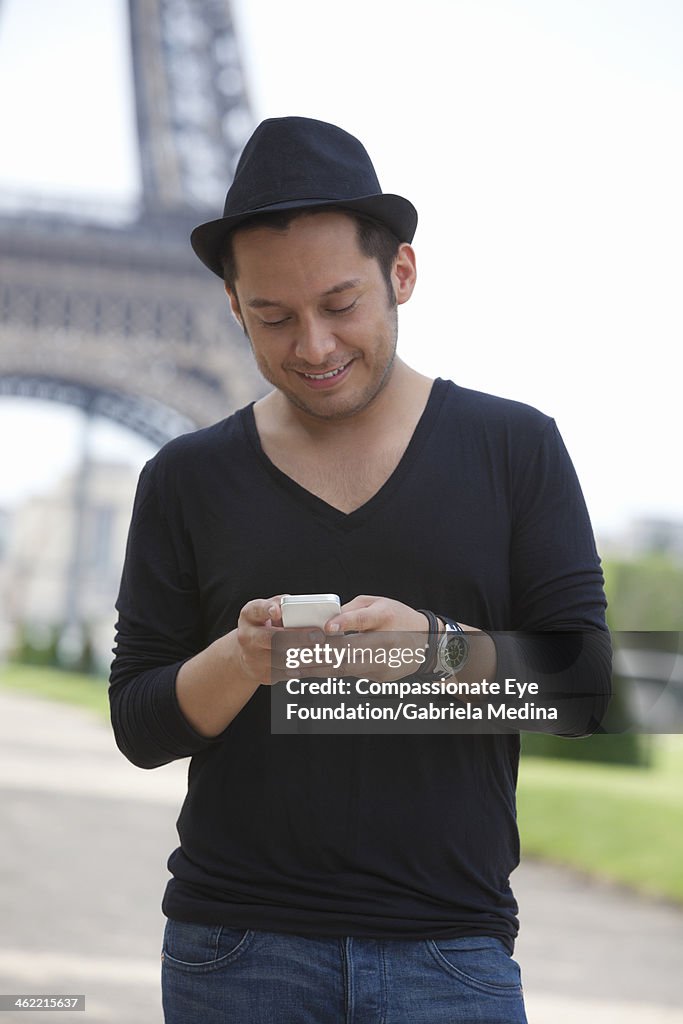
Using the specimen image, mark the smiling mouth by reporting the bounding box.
[299,363,350,380]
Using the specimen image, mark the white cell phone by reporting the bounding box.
[280,593,341,629]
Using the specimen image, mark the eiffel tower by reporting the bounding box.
[0,0,264,447]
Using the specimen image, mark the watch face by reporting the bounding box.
[442,633,469,674]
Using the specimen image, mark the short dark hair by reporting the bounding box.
[220,207,402,306]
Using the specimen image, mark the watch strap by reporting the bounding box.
[441,617,464,635]
[417,608,441,674]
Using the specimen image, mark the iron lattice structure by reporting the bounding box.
[0,0,264,446]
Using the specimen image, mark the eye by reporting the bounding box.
[327,300,357,315]
[259,316,290,328]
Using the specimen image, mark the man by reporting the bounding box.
[110,117,610,1023]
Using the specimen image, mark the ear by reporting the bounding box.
[391,243,417,306]
[224,283,245,329]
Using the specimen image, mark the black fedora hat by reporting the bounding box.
[190,116,418,278]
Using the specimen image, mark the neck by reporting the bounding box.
[262,359,433,445]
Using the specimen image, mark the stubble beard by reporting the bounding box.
[248,307,399,423]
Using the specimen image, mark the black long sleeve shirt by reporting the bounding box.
[109,378,609,951]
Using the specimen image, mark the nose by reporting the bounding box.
[294,315,337,365]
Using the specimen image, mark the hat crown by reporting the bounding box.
[190,115,417,278]
[224,116,383,216]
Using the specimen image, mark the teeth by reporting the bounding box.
[303,365,346,380]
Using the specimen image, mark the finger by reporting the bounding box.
[338,595,379,612]
[270,628,325,672]
[326,602,386,634]
[241,596,286,627]
[268,627,326,685]
[281,626,326,644]
[266,595,287,626]
[324,595,379,633]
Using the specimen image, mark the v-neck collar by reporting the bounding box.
[240,378,448,530]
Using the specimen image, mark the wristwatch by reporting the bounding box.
[419,610,470,678]
[436,622,470,677]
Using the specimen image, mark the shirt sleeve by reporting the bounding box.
[109,457,228,768]
[508,418,607,632]
[493,418,610,735]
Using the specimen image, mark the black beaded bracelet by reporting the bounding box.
[417,608,441,674]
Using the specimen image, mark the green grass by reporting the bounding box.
[518,738,683,904]
[3,663,682,903]
[0,663,109,721]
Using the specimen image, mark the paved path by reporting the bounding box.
[1,688,682,1023]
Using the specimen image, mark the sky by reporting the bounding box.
[0,0,681,537]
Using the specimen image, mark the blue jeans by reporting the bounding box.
[161,920,528,1023]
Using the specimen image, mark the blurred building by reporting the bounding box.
[0,462,141,671]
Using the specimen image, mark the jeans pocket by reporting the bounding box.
[427,936,523,995]
[162,918,253,973]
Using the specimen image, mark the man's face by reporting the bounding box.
[226,212,416,421]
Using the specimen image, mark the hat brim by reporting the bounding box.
[190,194,418,279]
